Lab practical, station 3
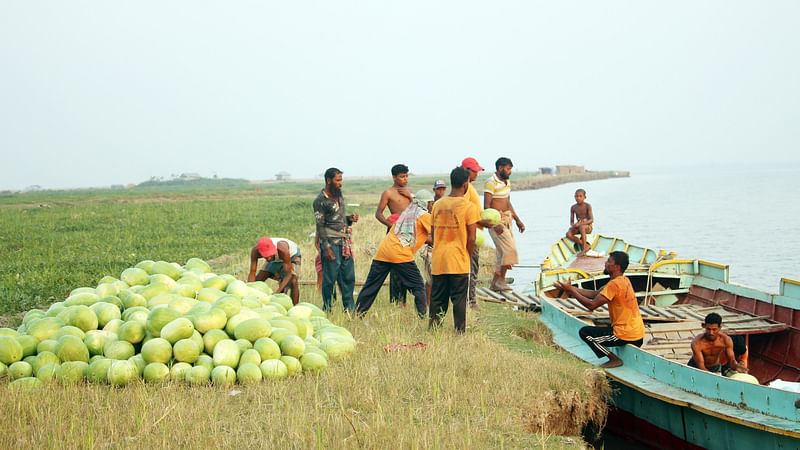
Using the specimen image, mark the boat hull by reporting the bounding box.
[539,296,800,450]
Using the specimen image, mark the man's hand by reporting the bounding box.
[553,280,574,294]
[477,219,494,228]
[350,213,360,223]
[516,219,525,233]
[493,224,504,235]
[398,187,413,199]
[325,247,335,261]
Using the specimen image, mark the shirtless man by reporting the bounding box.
[375,164,414,304]
[483,157,525,292]
[689,313,742,374]
[566,188,594,254]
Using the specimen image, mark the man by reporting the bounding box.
[247,237,301,305]
[461,157,496,309]
[356,191,433,317]
[554,251,644,368]
[432,179,447,200]
[375,164,415,306]
[313,168,359,312]
[689,313,744,375]
[422,180,447,305]
[429,167,480,333]
[483,157,525,292]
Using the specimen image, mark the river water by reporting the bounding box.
[507,161,800,293]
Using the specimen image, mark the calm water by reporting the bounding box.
[508,161,800,293]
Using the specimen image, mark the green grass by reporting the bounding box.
[0,181,610,448]
[0,301,607,449]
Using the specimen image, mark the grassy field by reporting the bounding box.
[0,178,610,449]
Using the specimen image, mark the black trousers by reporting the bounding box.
[579,326,643,358]
[389,272,408,304]
[355,260,427,317]
[429,274,469,333]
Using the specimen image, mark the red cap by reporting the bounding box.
[257,237,276,258]
[461,157,484,172]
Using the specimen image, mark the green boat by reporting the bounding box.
[535,234,800,450]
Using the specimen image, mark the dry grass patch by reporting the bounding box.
[0,302,602,449]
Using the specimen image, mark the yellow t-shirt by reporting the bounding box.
[431,196,480,275]
[600,276,645,341]
[466,183,483,212]
[375,213,432,263]
[483,173,511,199]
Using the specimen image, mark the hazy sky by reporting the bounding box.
[2,2,798,190]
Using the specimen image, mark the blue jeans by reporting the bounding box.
[321,243,356,312]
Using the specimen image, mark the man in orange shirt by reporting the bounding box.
[355,191,433,317]
[430,167,481,333]
[554,251,644,368]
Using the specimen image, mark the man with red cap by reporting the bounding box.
[460,157,499,309]
[247,236,302,305]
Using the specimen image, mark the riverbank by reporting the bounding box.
[514,170,630,191]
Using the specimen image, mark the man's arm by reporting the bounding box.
[570,205,576,226]
[483,192,493,210]
[247,247,260,282]
[375,190,392,228]
[276,243,293,292]
[554,281,607,311]
[724,335,739,372]
[690,338,708,371]
[314,199,335,260]
[585,204,594,225]
[466,223,476,257]
[508,199,525,233]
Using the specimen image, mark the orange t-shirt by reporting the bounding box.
[375,213,432,263]
[600,276,645,341]
[431,196,480,275]
[466,183,483,212]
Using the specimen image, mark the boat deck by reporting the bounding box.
[546,297,788,363]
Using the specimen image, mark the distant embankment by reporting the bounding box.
[515,170,629,192]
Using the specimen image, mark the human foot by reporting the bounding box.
[600,355,623,368]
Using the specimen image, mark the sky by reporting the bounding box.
[1,1,799,190]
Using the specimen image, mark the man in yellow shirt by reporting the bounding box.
[483,157,526,292]
[355,191,434,317]
[461,157,491,308]
[430,167,481,333]
[554,251,644,368]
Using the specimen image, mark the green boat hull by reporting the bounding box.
[540,301,800,449]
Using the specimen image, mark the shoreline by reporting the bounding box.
[513,170,630,192]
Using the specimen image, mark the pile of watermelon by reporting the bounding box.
[0,258,356,390]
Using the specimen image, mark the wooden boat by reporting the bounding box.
[535,234,800,450]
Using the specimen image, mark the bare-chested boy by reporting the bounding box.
[689,313,742,374]
[566,188,594,254]
[375,164,414,304]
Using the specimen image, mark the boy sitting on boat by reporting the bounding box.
[566,188,594,255]
[689,313,747,375]
[554,251,644,368]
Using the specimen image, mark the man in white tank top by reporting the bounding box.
[247,236,302,305]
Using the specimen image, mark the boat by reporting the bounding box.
[534,234,800,450]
